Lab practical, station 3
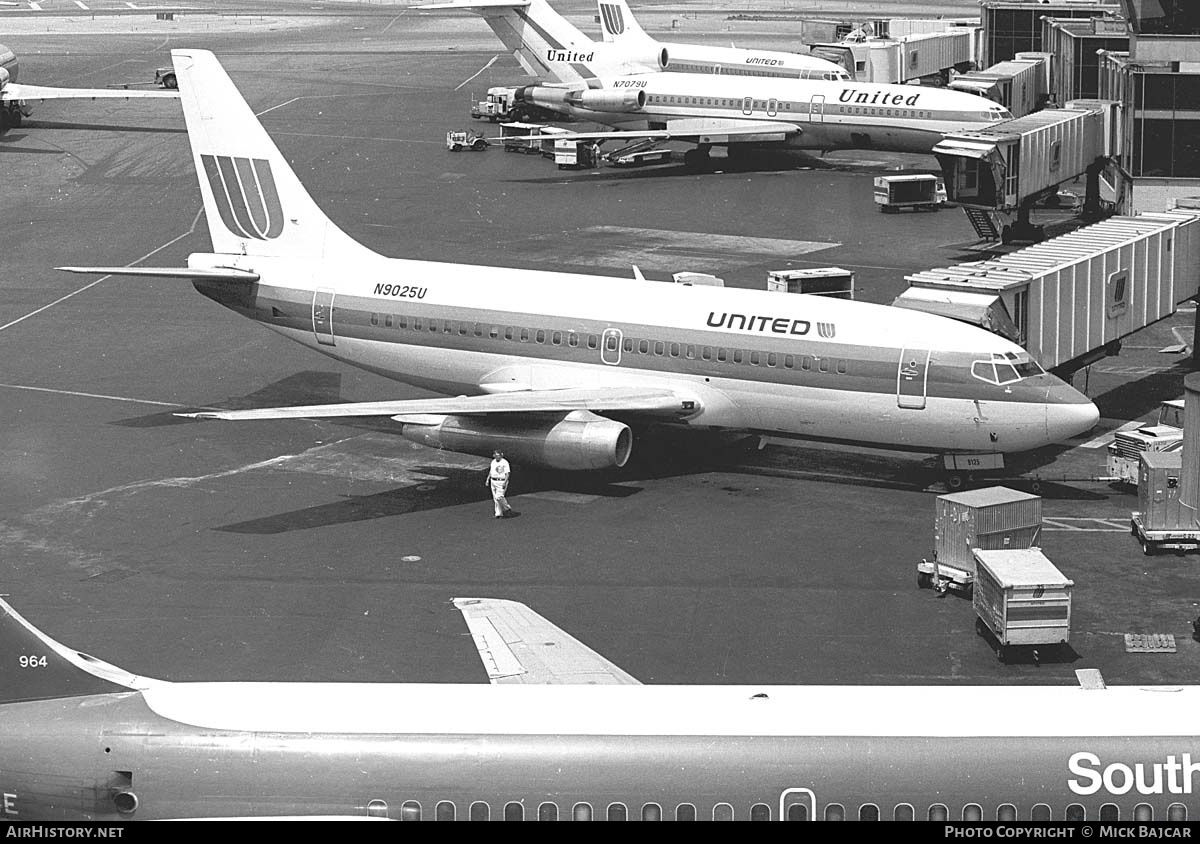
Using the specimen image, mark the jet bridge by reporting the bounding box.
[895,208,1200,377]
[933,101,1120,243]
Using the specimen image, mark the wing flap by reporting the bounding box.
[453,598,640,685]
[3,83,180,104]
[178,386,697,421]
[503,119,798,145]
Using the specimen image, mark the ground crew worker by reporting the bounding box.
[487,450,513,518]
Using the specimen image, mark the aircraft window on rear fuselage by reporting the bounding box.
[457,322,467,336]
[539,802,558,821]
[398,315,407,329]
[750,351,761,366]
[1032,804,1051,821]
[714,803,735,821]
[767,353,777,367]
[536,329,546,344]
[642,803,662,821]
[670,343,680,357]
[401,800,421,821]
[414,318,423,331]
[588,334,599,350]
[997,804,1017,821]
[624,338,634,353]
[894,804,914,821]
[676,803,697,821]
[686,344,696,360]
[1170,803,1187,821]
[504,326,514,340]
[436,801,455,821]
[607,802,628,821]
[429,319,439,333]
[505,802,524,821]
[717,348,728,362]
[787,803,808,821]
[568,332,579,348]
[963,804,982,821]
[573,802,592,821]
[521,328,531,342]
[654,340,664,355]
[823,803,844,821]
[490,325,500,339]
[929,804,949,821]
[470,801,490,821]
[836,359,848,374]
[702,346,712,361]
[1134,803,1153,821]
[733,349,744,364]
[639,339,649,354]
[859,804,879,821]
[751,803,771,821]
[1100,804,1119,821]
[367,799,387,818]
[1065,804,1085,821]
[552,331,562,345]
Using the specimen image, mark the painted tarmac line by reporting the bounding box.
[1078,420,1141,449]
[0,383,201,410]
[1043,518,1130,532]
[0,211,201,335]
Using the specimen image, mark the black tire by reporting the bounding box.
[975,617,986,637]
[10,108,22,128]
[945,472,968,492]
[917,571,933,590]
[1142,539,1155,556]
[472,139,487,151]
[162,73,178,90]
[450,144,462,152]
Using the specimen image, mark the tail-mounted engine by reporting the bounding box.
[517,85,646,114]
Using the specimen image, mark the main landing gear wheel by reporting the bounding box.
[944,472,972,492]
[682,148,710,171]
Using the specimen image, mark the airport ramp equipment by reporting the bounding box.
[948,54,1050,119]
[895,207,1200,375]
[972,548,1072,664]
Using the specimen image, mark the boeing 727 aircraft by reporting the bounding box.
[418,0,1010,163]
[596,0,850,81]
[1,593,1197,821]
[0,43,178,133]
[61,50,1096,483]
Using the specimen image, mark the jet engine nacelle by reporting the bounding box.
[518,85,646,114]
[396,409,632,471]
[618,46,668,73]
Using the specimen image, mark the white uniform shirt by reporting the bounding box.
[489,458,511,484]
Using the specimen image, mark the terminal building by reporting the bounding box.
[1098,0,1200,210]
[980,0,1122,66]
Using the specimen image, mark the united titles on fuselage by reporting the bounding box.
[547,49,594,62]
[706,311,816,336]
[839,89,922,106]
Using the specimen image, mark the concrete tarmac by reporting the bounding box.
[3,6,1199,690]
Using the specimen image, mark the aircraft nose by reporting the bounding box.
[1044,382,1100,442]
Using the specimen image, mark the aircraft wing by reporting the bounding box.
[1,83,180,104]
[178,385,697,421]
[509,118,800,145]
[453,597,641,685]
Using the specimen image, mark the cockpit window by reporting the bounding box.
[972,352,1041,386]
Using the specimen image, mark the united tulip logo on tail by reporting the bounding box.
[201,154,284,241]
[599,3,625,36]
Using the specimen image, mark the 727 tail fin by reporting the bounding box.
[172,49,378,261]
[597,0,653,44]
[0,598,150,704]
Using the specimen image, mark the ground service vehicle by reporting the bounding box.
[1107,399,1185,486]
[446,130,489,152]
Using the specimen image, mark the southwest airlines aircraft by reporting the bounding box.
[595,0,851,80]
[1,593,1196,821]
[0,43,178,133]
[419,0,1010,163]
[62,51,1096,482]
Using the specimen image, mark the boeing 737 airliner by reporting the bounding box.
[61,51,1095,481]
[418,0,1010,162]
[0,43,178,133]
[1,594,1197,821]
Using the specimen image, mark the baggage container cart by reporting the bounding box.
[918,486,1041,595]
[874,174,945,212]
[500,122,544,154]
[972,548,1072,663]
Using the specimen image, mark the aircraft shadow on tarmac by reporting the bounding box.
[15,120,186,135]
[112,372,348,428]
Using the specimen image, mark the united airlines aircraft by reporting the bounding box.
[0,43,178,133]
[418,0,1010,163]
[595,0,851,81]
[1,593,1196,821]
[61,51,1096,481]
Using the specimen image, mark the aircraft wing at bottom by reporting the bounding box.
[1,83,180,104]
[179,386,697,421]
[453,598,641,685]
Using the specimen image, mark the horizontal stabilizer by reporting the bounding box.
[178,386,696,421]
[2,83,180,104]
[453,597,640,684]
[58,266,261,282]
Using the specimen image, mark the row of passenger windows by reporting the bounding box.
[366,313,851,374]
[642,95,940,120]
[373,799,1191,821]
[667,65,850,81]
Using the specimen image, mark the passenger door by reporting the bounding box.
[780,788,816,821]
[897,348,930,410]
[312,288,336,347]
[809,95,825,123]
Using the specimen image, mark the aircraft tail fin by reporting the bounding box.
[171,49,377,261]
[597,0,653,44]
[418,0,598,83]
[0,597,151,704]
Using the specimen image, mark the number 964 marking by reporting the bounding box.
[18,655,47,668]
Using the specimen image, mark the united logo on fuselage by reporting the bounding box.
[599,3,625,36]
[200,154,284,241]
